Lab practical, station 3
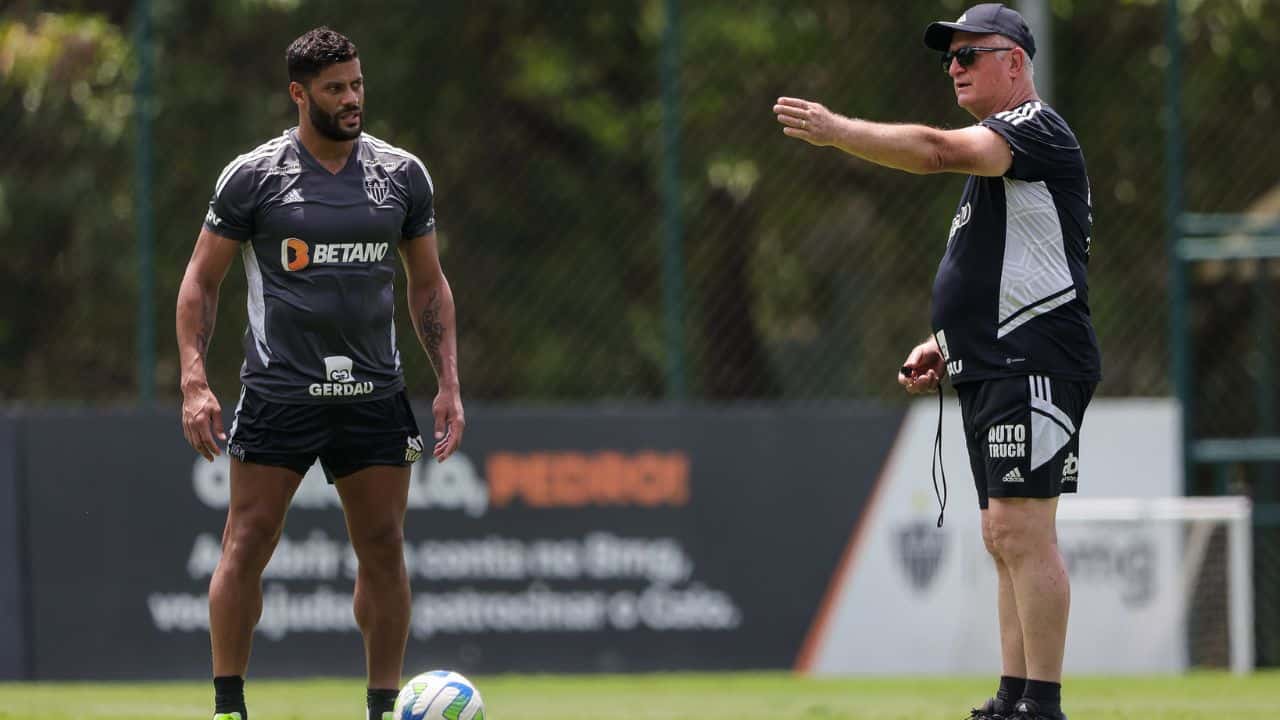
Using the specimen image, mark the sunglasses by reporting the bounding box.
[941,46,1015,71]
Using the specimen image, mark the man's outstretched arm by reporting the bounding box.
[773,96,1012,177]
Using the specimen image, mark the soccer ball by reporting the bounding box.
[393,670,486,720]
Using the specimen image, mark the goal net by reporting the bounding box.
[1056,496,1253,673]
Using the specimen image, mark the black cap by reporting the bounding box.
[924,3,1036,59]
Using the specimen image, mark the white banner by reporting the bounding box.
[805,399,1184,674]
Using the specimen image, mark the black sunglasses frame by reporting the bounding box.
[940,46,1016,71]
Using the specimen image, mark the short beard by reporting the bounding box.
[306,92,362,141]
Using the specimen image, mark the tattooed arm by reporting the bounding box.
[400,231,464,460]
[176,227,238,461]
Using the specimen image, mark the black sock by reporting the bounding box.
[368,687,399,720]
[1022,679,1062,716]
[213,675,247,719]
[996,675,1026,705]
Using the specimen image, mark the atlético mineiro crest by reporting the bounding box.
[364,176,390,205]
[895,520,946,592]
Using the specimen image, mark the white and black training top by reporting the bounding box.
[931,100,1101,385]
[203,128,436,403]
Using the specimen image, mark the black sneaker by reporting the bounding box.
[967,697,1011,719]
[1009,698,1067,720]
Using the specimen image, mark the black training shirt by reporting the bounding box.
[931,101,1101,384]
[204,128,436,403]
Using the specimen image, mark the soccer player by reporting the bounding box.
[774,4,1098,720]
[175,27,464,720]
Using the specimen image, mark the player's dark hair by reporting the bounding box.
[286,26,358,85]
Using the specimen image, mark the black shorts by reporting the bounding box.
[226,386,423,480]
[955,375,1096,510]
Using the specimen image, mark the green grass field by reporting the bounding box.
[1,671,1277,719]
[0,671,1274,712]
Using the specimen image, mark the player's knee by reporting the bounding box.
[221,513,284,565]
[352,520,405,560]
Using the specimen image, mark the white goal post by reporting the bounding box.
[1057,496,1254,673]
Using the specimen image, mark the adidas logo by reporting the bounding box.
[1002,467,1025,483]
[282,188,305,204]
[994,101,1044,127]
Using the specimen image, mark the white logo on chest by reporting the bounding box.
[364,176,390,205]
[948,202,971,245]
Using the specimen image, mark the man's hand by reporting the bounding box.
[898,337,946,395]
[431,385,465,462]
[774,96,840,147]
[181,383,225,461]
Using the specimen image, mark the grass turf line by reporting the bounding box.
[0,671,1277,719]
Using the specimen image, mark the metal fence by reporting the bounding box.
[4,1,1276,406]
[1175,216,1280,668]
